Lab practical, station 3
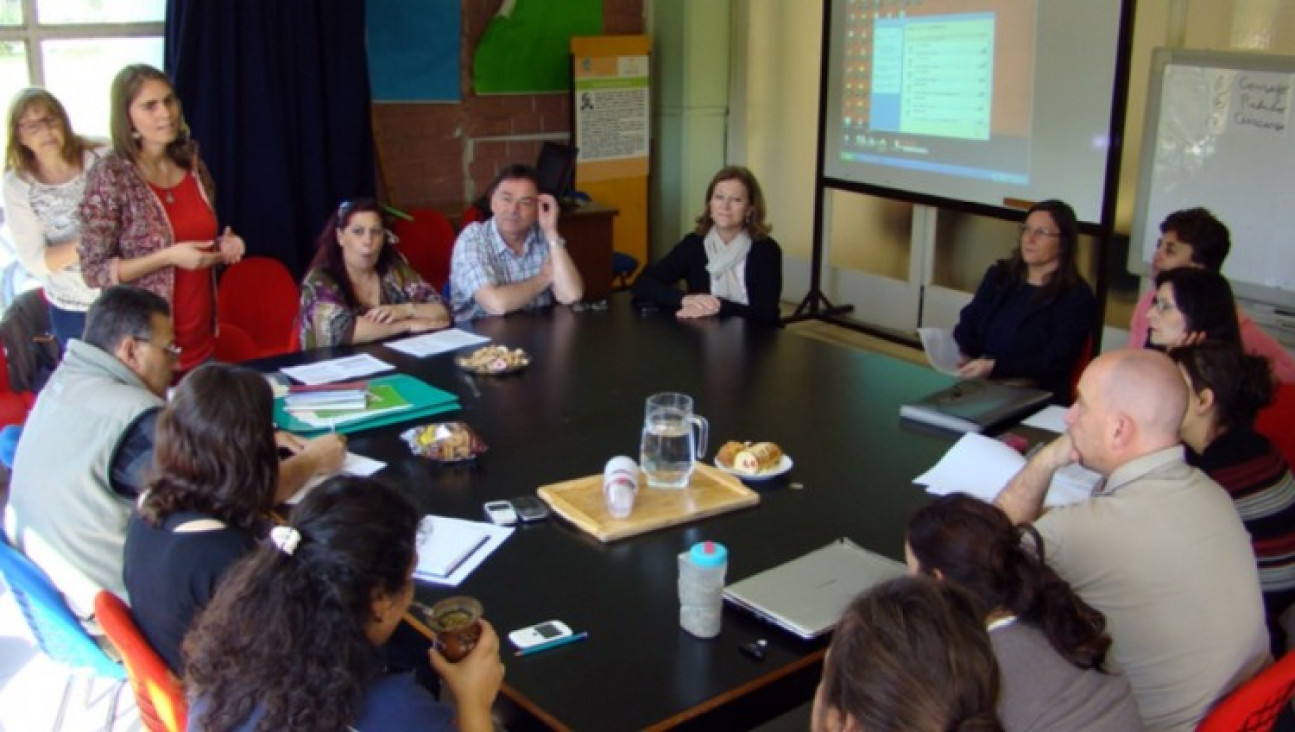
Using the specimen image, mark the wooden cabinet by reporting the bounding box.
[559,202,618,302]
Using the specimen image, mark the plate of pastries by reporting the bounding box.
[714,440,793,480]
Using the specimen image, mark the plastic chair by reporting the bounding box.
[1198,651,1295,731]
[1067,335,1095,405]
[0,538,125,727]
[95,591,187,732]
[216,257,300,358]
[214,321,263,363]
[1257,383,1295,467]
[461,202,489,228]
[0,323,38,428]
[391,208,456,292]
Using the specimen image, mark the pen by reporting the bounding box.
[515,631,589,657]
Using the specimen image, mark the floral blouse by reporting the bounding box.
[298,255,442,348]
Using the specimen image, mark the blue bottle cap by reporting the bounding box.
[690,541,727,567]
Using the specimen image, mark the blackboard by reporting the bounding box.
[1130,48,1295,309]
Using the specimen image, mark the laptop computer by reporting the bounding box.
[723,538,907,639]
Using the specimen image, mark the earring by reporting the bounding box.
[131,130,141,140]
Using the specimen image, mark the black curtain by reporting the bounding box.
[165,0,376,279]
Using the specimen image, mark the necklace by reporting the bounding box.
[164,189,175,205]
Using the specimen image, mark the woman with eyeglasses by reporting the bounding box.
[3,88,103,347]
[79,64,244,374]
[952,199,1096,403]
[1146,267,1244,351]
[299,198,450,348]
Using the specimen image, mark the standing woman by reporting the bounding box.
[953,199,1096,402]
[632,166,783,324]
[299,198,450,348]
[79,64,243,374]
[3,89,102,346]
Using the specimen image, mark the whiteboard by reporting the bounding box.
[1130,49,1295,309]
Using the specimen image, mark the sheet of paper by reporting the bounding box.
[281,354,395,386]
[1021,405,1069,433]
[386,329,491,358]
[414,515,513,587]
[913,433,1097,508]
[286,452,387,505]
[917,327,962,376]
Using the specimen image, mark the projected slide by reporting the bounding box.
[839,1,1033,185]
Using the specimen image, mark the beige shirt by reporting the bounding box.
[1036,445,1269,732]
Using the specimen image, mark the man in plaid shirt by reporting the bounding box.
[449,164,583,322]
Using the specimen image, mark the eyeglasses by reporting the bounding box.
[1018,225,1061,239]
[140,338,182,360]
[18,116,59,135]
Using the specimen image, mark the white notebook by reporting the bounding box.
[414,516,491,579]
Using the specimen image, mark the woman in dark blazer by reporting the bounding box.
[632,166,782,325]
[953,199,1096,403]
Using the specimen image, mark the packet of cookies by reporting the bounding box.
[401,422,488,462]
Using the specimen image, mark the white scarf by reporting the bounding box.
[704,228,752,305]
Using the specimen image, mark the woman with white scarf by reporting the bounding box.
[632,166,782,324]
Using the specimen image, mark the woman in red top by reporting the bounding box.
[79,64,243,373]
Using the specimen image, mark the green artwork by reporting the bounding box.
[473,0,603,94]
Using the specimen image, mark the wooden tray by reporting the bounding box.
[537,463,760,542]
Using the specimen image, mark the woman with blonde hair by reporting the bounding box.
[2,88,102,345]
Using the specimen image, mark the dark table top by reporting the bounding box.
[257,297,959,730]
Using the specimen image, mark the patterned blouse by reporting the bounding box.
[299,255,442,348]
[77,145,216,303]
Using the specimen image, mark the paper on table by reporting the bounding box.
[281,354,395,386]
[286,452,387,505]
[917,327,962,376]
[386,329,491,358]
[414,515,513,587]
[1021,405,1070,434]
[914,433,1101,508]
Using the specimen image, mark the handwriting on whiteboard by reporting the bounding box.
[1234,73,1290,133]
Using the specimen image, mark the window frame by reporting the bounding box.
[0,0,165,86]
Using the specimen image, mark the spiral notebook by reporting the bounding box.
[723,538,906,639]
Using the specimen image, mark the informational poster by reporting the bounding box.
[574,55,649,162]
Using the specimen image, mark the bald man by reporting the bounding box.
[996,349,1268,731]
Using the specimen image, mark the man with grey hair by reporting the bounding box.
[4,286,342,616]
[996,349,1268,730]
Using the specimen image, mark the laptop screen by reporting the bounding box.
[535,142,579,198]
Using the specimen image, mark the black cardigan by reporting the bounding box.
[631,233,783,325]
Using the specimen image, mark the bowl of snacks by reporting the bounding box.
[456,345,530,375]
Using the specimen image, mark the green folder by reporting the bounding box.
[275,373,460,436]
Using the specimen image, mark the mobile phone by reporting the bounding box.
[509,620,573,650]
[483,500,518,526]
[509,496,551,523]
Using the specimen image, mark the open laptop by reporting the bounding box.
[723,538,906,639]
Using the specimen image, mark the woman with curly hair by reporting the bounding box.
[906,494,1141,731]
[123,362,279,674]
[813,575,1003,732]
[184,476,504,731]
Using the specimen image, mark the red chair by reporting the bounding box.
[390,208,456,292]
[1257,383,1295,467]
[461,202,489,228]
[94,591,186,732]
[1067,336,1095,405]
[214,322,263,363]
[1198,651,1295,731]
[0,343,36,428]
[216,257,299,358]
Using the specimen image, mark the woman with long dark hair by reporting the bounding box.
[906,494,1141,731]
[813,575,1002,732]
[123,362,279,674]
[299,198,449,348]
[952,199,1096,402]
[1146,267,1243,350]
[184,476,504,731]
[79,64,245,373]
[1171,341,1295,653]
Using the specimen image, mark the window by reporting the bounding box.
[0,0,165,143]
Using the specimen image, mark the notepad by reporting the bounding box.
[412,515,514,586]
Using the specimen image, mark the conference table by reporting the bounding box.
[257,296,959,730]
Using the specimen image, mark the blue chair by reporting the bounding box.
[612,252,639,290]
[0,537,125,726]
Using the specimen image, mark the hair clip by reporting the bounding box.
[270,525,302,556]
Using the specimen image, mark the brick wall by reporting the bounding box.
[373,0,645,213]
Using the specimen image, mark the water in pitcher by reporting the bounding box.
[640,414,695,489]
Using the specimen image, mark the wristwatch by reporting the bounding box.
[548,236,566,249]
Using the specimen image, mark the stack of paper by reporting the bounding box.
[414,515,513,586]
[283,381,370,413]
[273,373,460,436]
[289,383,412,429]
[914,433,1102,508]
